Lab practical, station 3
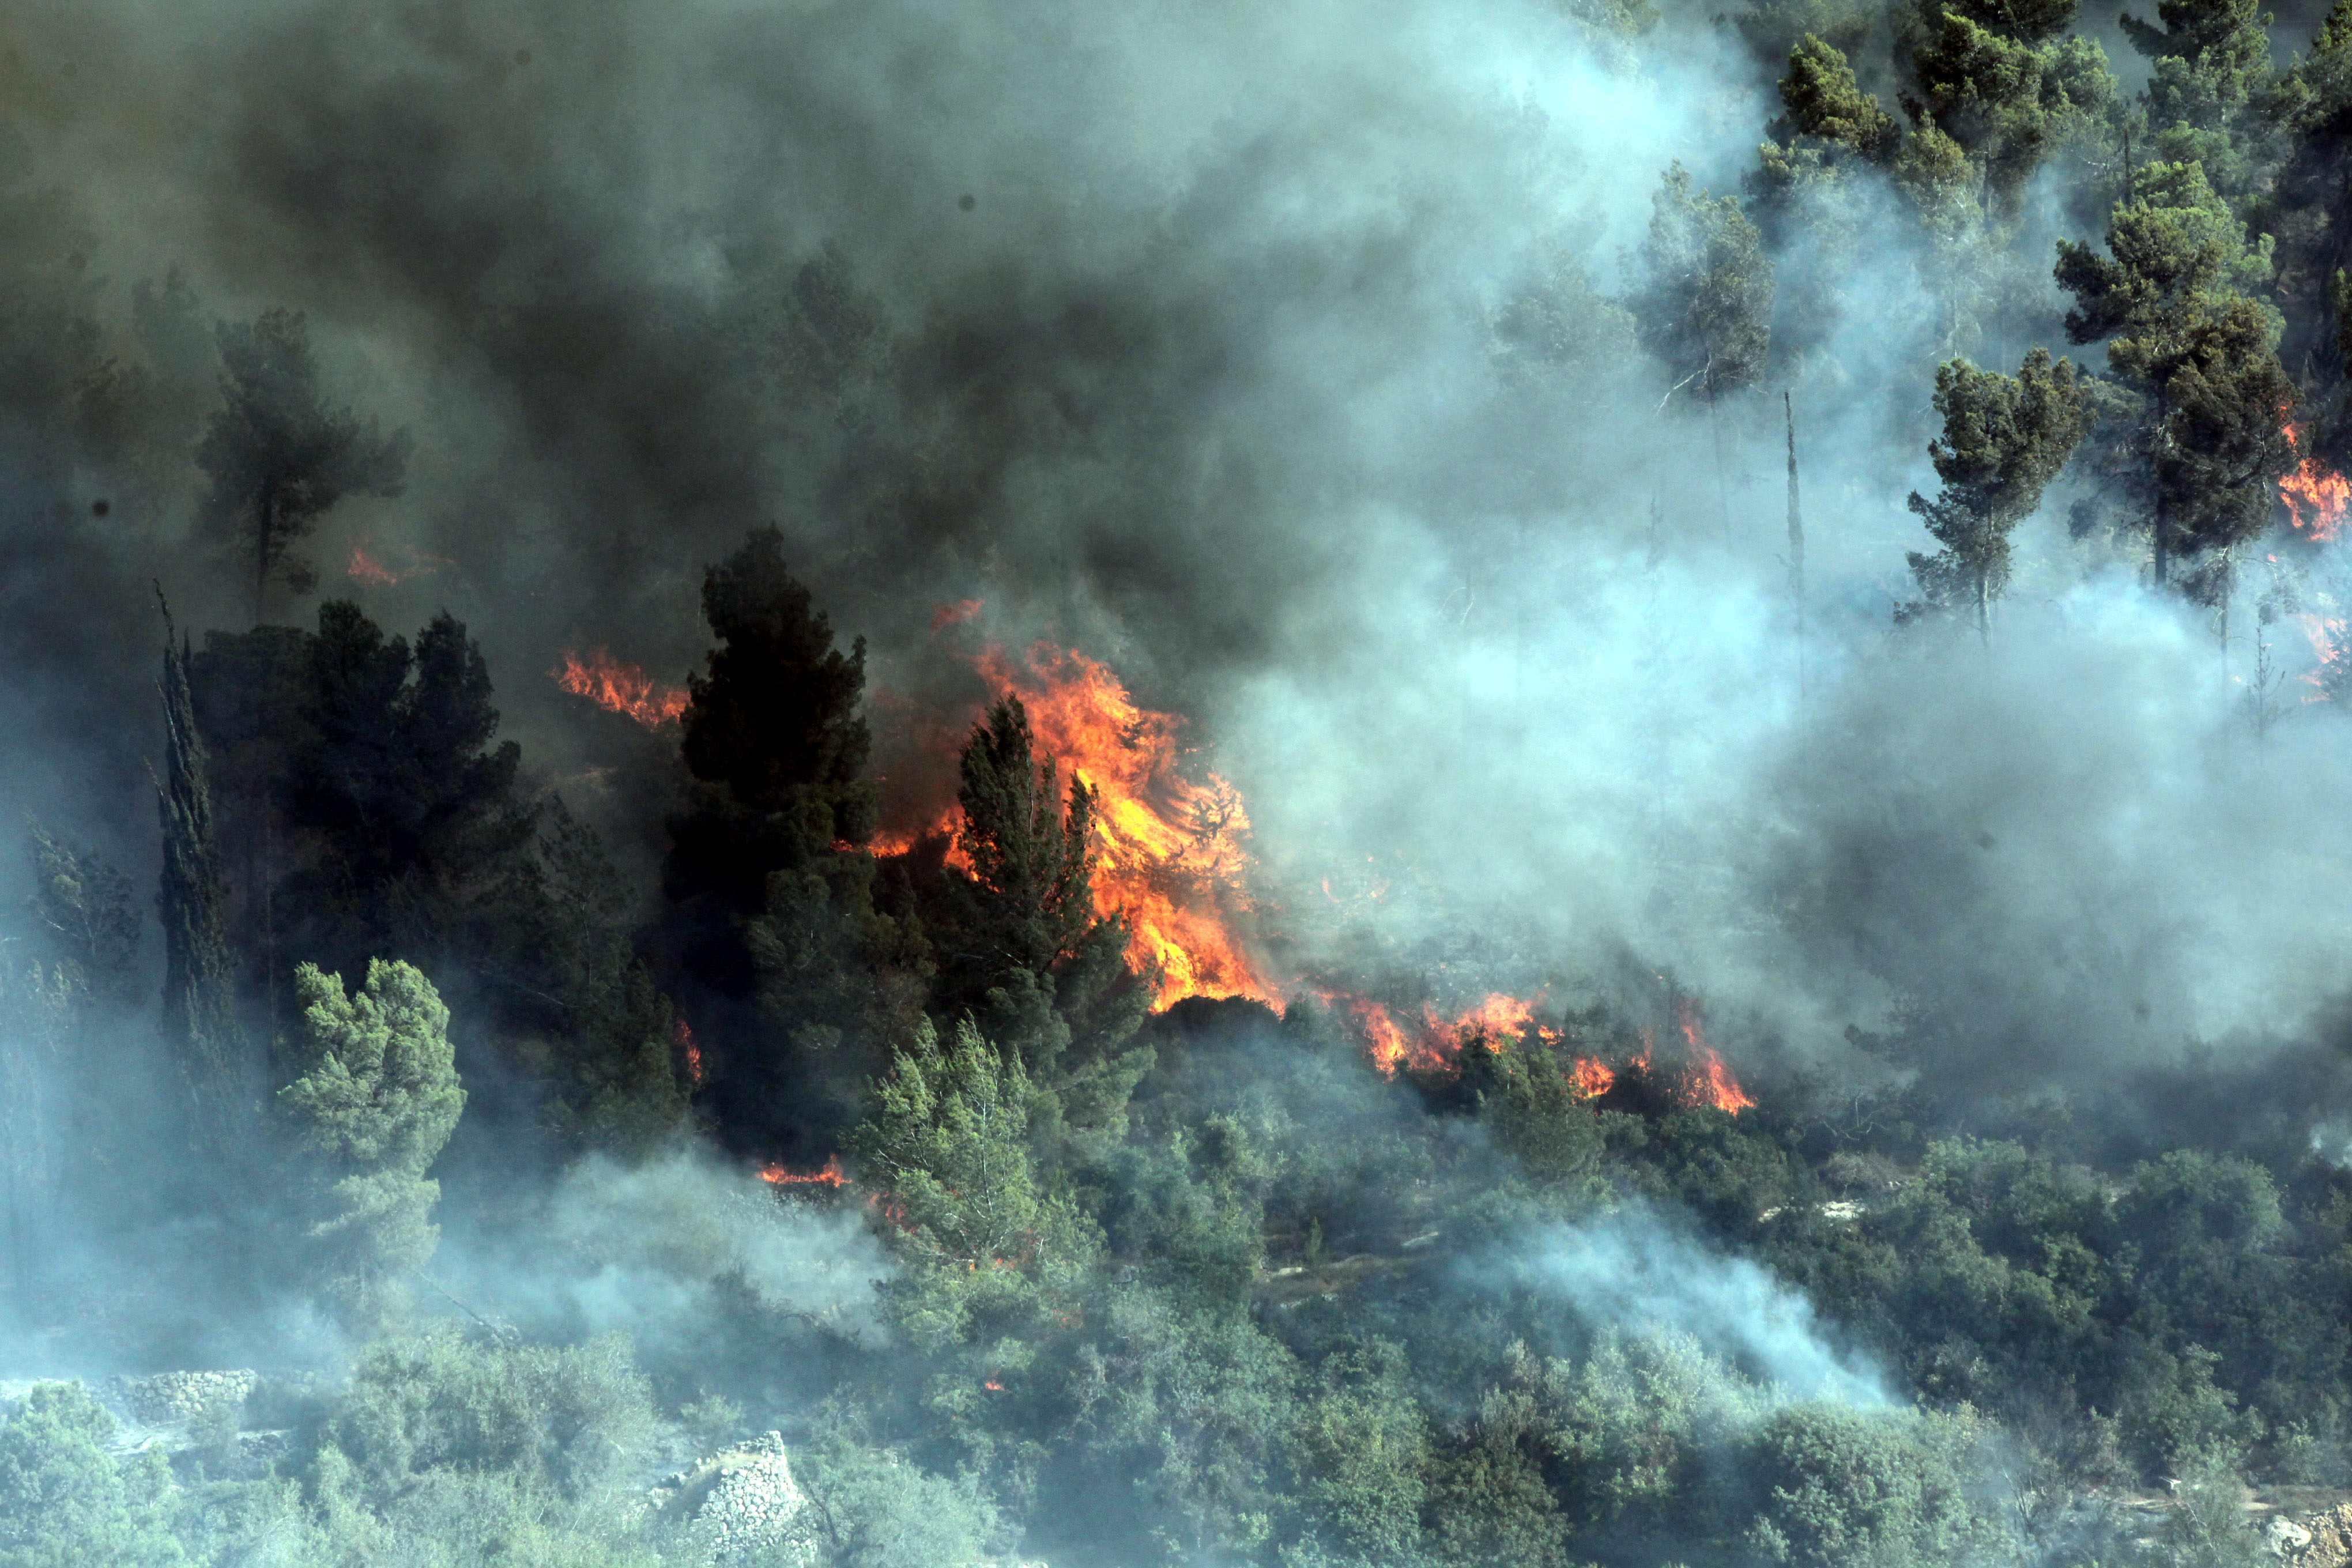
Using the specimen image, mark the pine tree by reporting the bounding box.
[664,528,897,1158]
[2056,161,2296,588]
[1905,349,2093,634]
[1631,164,1776,405]
[277,959,465,1326]
[156,615,249,1159]
[939,698,1151,1156]
[278,602,537,985]
[955,696,1098,982]
[195,309,410,624]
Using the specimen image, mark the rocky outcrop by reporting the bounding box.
[94,1369,259,1425]
[646,1430,817,1566]
[2289,1503,2352,1568]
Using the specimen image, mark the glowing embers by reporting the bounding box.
[2282,423,2349,541]
[553,647,690,728]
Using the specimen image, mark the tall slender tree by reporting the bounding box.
[156,605,248,1159]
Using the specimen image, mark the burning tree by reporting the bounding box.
[195,309,410,625]
[1904,348,2091,636]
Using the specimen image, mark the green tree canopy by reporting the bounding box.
[1905,348,2092,631]
[277,959,465,1324]
[0,1382,185,1568]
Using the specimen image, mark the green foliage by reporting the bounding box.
[1781,36,1902,163]
[322,1332,655,1509]
[1288,1341,1430,1566]
[1904,348,2092,631]
[195,308,410,620]
[278,959,466,1324]
[281,603,538,969]
[1631,163,1775,402]
[1912,21,2118,217]
[954,696,1099,983]
[0,1382,186,1568]
[1057,1280,1300,1566]
[850,1017,1099,1347]
[2058,161,2295,586]
[664,526,897,1155]
[1098,1114,1275,1308]
[1742,1403,2013,1568]
[796,1436,1000,1568]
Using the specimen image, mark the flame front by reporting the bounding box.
[760,1152,849,1187]
[553,647,691,728]
[1329,989,1746,1111]
[1676,1000,1755,1114]
[2282,423,2349,540]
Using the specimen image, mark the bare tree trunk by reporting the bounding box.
[1785,391,1806,703]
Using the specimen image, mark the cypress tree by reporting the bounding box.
[156,604,248,1159]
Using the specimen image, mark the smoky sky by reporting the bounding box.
[3,0,2352,1111]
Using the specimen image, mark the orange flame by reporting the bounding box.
[760,1153,850,1188]
[2282,423,2349,540]
[894,642,1276,1012]
[932,598,985,632]
[348,544,399,587]
[1675,1000,1755,1114]
[1570,1057,1616,1098]
[673,1019,704,1089]
[1334,989,1563,1075]
[553,647,690,728]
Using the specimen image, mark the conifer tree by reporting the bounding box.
[195,309,410,624]
[277,959,464,1326]
[2057,161,2297,588]
[956,696,1098,981]
[157,616,248,1157]
[664,528,899,1158]
[1905,349,2093,634]
[1632,164,1776,405]
[2123,0,2282,197]
[941,698,1150,1155]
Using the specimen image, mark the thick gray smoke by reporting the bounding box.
[1,0,2349,1114]
[1478,1209,1890,1405]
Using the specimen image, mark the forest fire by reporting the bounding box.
[1676,1000,1755,1114]
[759,1153,849,1188]
[672,1019,704,1088]
[553,647,691,728]
[879,641,1277,1012]
[2281,423,2349,540]
[973,643,1274,1011]
[1330,987,1747,1110]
